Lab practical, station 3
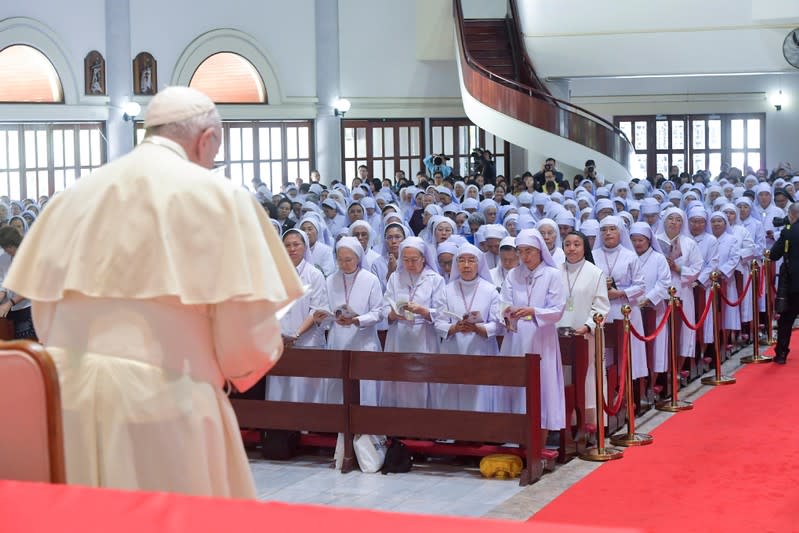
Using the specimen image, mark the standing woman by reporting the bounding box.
[379,236,445,408]
[656,207,703,373]
[275,198,296,234]
[371,222,406,290]
[536,218,566,267]
[299,216,337,277]
[593,216,648,380]
[266,229,329,403]
[709,212,742,334]
[435,243,502,411]
[0,226,36,339]
[557,231,610,426]
[628,223,671,375]
[326,237,384,405]
[498,229,566,444]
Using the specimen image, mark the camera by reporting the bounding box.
[470,148,485,175]
[433,155,443,166]
[773,216,790,228]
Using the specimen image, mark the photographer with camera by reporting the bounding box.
[470,148,496,185]
[769,202,799,364]
[532,158,564,191]
[424,153,453,179]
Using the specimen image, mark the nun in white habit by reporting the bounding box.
[349,220,381,270]
[593,216,648,379]
[721,203,757,326]
[686,206,719,348]
[629,222,671,373]
[267,229,329,403]
[299,215,337,277]
[536,218,566,267]
[709,211,742,332]
[656,206,704,363]
[490,236,519,291]
[557,231,610,425]
[379,236,446,408]
[325,236,384,405]
[435,243,502,412]
[498,229,566,437]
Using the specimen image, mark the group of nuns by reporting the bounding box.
[262,172,791,438]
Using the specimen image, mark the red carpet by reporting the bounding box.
[533,335,799,533]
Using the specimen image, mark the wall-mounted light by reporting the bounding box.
[123,101,142,121]
[771,90,785,111]
[333,98,351,117]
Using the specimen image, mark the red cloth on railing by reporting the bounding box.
[758,266,766,298]
[678,291,714,331]
[720,273,752,307]
[630,305,671,342]
[603,324,628,417]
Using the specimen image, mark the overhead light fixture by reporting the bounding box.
[123,101,142,121]
[771,90,785,111]
[333,98,351,117]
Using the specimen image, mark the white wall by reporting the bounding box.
[0,0,107,108]
[570,73,799,169]
[517,0,795,78]
[129,0,316,98]
[339,0,461,99]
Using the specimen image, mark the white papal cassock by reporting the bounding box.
[5,129,303,498]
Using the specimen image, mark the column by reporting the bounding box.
[315,0,342,185]
[105,0,134,161]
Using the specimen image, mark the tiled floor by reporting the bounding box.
[252,346,753,520]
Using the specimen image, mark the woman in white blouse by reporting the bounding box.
[435,243,502,412]
[266,229,329,403]
[557,231,610,426]
[325,236,384,405]
[379,236,446,408]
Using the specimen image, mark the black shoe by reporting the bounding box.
[774,356,787,365]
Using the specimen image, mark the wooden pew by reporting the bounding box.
[230,349,354,472]
[347,351,544,486]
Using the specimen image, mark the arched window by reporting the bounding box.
[189,52,266,104]
[0,44,63,103]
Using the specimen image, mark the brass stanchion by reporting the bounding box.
[580,313,624,462]
[741,260,773,364]
[656,287,693,412]
[701,272,736,386]
[610,305,653,446]
[764,251,777,346]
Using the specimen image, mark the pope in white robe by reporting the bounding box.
[3,87,304,498]
[435,244,502,412]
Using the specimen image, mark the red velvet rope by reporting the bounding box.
[719,273,752,307]
[758,266,766,298]
[678,290,714,331]
[629,305,671,342]
[603,325,628,417]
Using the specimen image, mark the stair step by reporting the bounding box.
[467,40,512,51]
[471,49,513,59]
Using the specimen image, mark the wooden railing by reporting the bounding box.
[454,0,632,168]
[231,349,544,486]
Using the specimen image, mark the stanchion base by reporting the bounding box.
[701,375,736,386]
[610,432,653,447]
[655,399,693,412]
[740,355,773,364]
[579,446,624,462]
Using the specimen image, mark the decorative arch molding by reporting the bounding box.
[172,28,283,105]
[0,17,79,105]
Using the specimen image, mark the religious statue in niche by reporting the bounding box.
[133,52,158,95]
[84,50,106,95]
